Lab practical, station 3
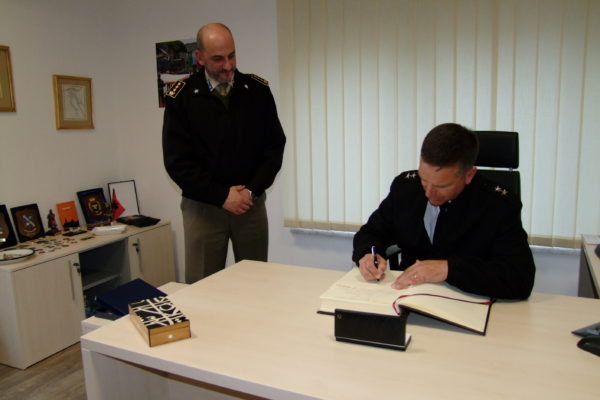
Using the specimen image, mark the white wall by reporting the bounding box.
[0,0,580,296]
[0,0,120,213]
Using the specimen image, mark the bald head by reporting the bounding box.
[195,23,236,83]
[197,23,233,52]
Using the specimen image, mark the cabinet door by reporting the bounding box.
[128,225,175,287]
[13,254,85,368]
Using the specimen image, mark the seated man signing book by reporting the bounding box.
[352,123,536,300]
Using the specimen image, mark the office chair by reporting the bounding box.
[473,130,520,198]
[385,130,521,268]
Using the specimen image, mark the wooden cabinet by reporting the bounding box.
[0,254,84,369]
[128,225,175,287]
[0,221,176,369]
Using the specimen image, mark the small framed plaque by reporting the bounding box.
[0,204,18,248]
[10,204,45,242]
[77,188,110,228]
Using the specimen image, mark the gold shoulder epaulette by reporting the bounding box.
[166,80,186,99]
[249,74,269,86]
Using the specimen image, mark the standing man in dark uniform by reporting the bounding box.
[162,23,286,283]
[353,123,535,300]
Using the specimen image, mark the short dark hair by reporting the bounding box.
[420,123,479,174]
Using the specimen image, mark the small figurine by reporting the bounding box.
[46,209,60,236]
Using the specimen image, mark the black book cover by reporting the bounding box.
[96,278,167,316]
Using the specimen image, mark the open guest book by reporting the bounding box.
[319,268,494,335]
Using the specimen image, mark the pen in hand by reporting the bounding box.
[371,245,380,282]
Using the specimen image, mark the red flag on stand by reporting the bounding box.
[111,189,126,220]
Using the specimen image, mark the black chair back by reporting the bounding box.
[474,131,520,199]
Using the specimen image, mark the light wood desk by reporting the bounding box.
[81,260,600,400]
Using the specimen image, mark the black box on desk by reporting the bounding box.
[129,296,190,347]
[334,309,411,351]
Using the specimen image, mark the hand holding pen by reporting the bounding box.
[371,246,380,282]
[370,245,385,282]
[358,246,387,282]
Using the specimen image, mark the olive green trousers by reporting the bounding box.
[181,194,268,284]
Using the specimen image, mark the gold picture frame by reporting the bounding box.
[52,74,94,129]
[0,45,16,112]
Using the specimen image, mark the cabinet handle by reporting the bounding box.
[133,239,143,274]
[68,261,80,301]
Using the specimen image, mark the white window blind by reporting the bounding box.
[277,0,600,248]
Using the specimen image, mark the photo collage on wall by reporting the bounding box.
[155,38,197,107]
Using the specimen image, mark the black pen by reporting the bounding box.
[371,245,380,282]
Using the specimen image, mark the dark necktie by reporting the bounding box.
[216,82,229,96]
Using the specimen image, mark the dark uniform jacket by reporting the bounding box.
[162,68,286,207]
[352,170,536,300]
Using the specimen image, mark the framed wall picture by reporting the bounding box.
[108,180,140,219]
[10,204,45,242]
[0,45,16,112]
[52,74,94,129]
[77,188,110,228]
[0,205,18,248]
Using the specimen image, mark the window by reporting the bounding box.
[278,0,600,247]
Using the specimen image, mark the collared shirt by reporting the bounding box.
[204,70,233,94]
[423,201,440,243]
